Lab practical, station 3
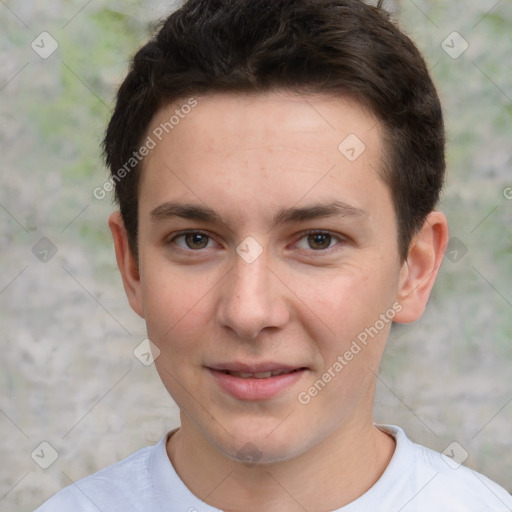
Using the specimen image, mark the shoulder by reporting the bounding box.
[412,440,512,509]
[34,443,156,512]
[379,425,512,511]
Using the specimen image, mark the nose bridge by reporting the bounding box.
[217,247,286,340]
[233,251,269,297]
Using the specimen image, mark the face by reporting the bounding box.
[119,92,414,463]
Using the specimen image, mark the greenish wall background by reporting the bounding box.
[0,1,510,510]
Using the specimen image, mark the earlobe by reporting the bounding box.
[108,211,145,319]
[393,211,449,324]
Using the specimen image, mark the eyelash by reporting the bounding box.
[167,229,346,254]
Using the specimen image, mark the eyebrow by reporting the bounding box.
[273,201,368,225]
[149,200,368,226]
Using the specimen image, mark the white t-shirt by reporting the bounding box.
[35,425,512,511]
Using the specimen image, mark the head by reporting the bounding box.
[104,0,445,262]
[104,0,448,464]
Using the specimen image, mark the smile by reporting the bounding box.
[221,369,301,379]
[208,365,308,400]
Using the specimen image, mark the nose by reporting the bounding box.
[216,248,289,341]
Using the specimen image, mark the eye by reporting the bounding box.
[171,231,216,250]
[295,231,343,251]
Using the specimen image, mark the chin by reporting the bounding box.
[207,416,311,465]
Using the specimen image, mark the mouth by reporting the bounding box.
[219,368,304,379]
[207,363,308,400]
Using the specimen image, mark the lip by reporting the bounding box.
[208,362,302,373]
[206,363,308,401]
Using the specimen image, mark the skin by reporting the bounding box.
[109,91,448,511]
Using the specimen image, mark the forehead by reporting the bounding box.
[138,91,389,226]
[146,91,380,153]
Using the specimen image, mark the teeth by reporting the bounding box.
[225,369,296,378]
[253,371,272,379]
[270,370,289,376]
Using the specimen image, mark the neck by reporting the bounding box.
[166,416,395,511]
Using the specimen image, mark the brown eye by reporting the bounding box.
[184,233,210,249]
[307,233,332,250]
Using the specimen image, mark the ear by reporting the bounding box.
[108,211,145,319]
[393,211,449,324]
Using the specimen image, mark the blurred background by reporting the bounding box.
[0,0,511,510]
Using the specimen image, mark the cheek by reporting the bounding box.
[139,256,217,355]
[142,268,214,403]
[290,260,398,368]
[294,271,394,420]
[294,269,377,334]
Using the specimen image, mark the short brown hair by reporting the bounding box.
[103,0,445,261]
